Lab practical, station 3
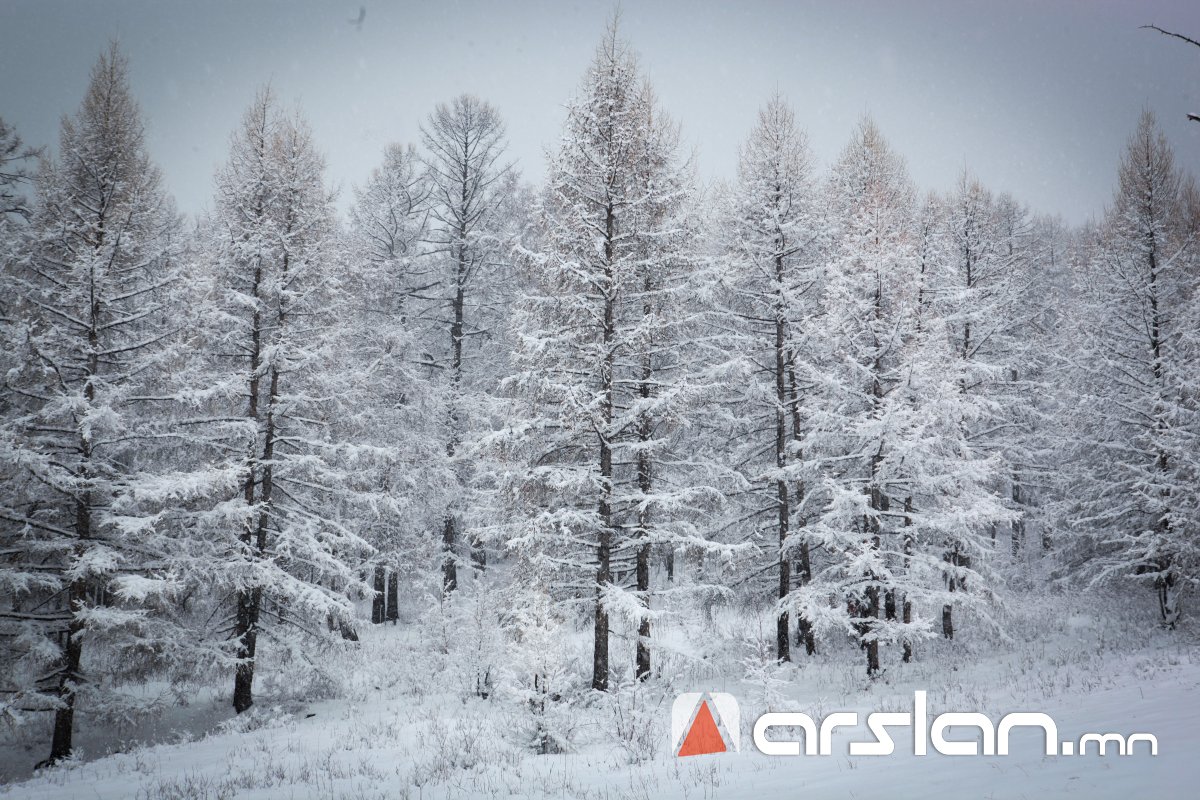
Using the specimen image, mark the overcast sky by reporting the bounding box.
[2,0,1198,224]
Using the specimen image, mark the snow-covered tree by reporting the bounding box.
[1065,111,1199,627]
[939,174,1047,567]
[194,89,373,713]
[345,142,449,623]
[503,22,714,691]
[618,82,714,681]
[0,116,39,221]
[799,119,1011,674]
[0,116,39,406]
[420,96,515,591]
[0,44,185,764]
[710,95,823,662]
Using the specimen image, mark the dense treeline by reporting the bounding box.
[1,27,1197,766]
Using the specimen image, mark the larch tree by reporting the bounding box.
[1066,111,1199,627]
[504,22,711,691]
[712,95,823,662]
[799,119,1008,674]
[616,80,712,682]
[420,96,514,592]
[345,142,449,625]
[940,174,1043,574]
[1,116,39,404]
[0,44,185,765]
[0,116,40,221]
[802,118,918,676]
[198,89,372,713]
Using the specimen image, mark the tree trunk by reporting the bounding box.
[235,350,280,712]
[441,516,457,594]
[864,267,886,678]
[49,233,104,764]
[941,548,966,640]
[48,572,86,765]
[863,482,886,676]
[942,549,956,640]
[635,271,654,682]
[372,565,386,624]
[1158,571,1180,629]
[233,253,268,715]
[633,439,650,681]
[593,442,612,691]
[636,540,650,681]
[902,496,914,663]
[386,567,399,624]
[786,357,815,657]
[774,247,791,664]
[592,201,616,693]
[865,585,880,676]
[902,596,913,662]
[233,586,261,713]
[795,543,816,656]
[1011,478,1025,557]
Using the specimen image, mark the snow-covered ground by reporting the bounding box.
[1,592,1196,799]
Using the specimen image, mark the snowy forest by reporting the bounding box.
[0,15,1198,800]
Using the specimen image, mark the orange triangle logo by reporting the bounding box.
[677,699,727,757]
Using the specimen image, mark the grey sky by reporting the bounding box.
[1,0,1198,225]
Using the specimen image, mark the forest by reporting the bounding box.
[0,17,1197,799]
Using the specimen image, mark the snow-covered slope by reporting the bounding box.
[2,595,1195,799]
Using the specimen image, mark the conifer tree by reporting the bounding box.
[1065,111,1199,627]
[712,95,822,661]
[0,45,184,763]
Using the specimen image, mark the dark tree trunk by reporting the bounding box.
[942,550,956,640]
[372,565,386,624]
[233,248,271,715]
[795,543,815,656]
[902,597,914,662]
[902,496,914,663]
[775,475,790,663]
[634,452,650,681]
[865,585,881,676]
[941,548,968,640]
[1011,477,1025,557]
[233,586,261,713]
[863,268,887,679]
[386,568,399,624]
[592,201,616,693]
[635,271,654,682]
[1157,571,1179,629]
[635,540,650,681]
[49,233,103,765]
[442,516,458,594]
[234,360,280,713]
[774,246,791,664]
[48,572,86,764]
[593,442,612,691]
[863,481,886,676]
[786,356,815,657]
